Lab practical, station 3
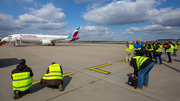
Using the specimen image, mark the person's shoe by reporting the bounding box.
[143,84,148,87]
[14,90,20,99]
[167,61,172,63]
[25,89,30,94]
[159,63,162,65]
[136,87,143,90]
[59,84,63,91]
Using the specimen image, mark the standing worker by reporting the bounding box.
[130,49,154,90]
[152,41,156,58]
[134,39,145,56]
[40,62,63,91]
[166,42,174,63]
[163,42,168,54]
[126,42,134,62]
[11,59,33,99]
[148,42,154,59]
[173,42,178,56]
[154,41,162,65]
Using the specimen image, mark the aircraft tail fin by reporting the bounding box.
[67,26,80,38]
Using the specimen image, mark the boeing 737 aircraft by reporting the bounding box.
[2,26,81,46]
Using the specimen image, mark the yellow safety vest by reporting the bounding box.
[174,44,178,50]
[155,45,163,52]
[126,44,134,53]
[166,44,174,53]
[132,56,149,69]
[148,44,154,51]
[42,64,63,80]
[12,71,32,91]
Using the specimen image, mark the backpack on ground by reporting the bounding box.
[126,75,138,89]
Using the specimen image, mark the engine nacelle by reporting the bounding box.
[41,40,51,45]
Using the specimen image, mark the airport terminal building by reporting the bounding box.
[157,39,179,42]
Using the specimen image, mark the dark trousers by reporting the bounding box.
[148,51,153,59]
[155,54,162,64]
[153,51,155,58]
[145,50,149,57]
[167,53,172,62]
[174,50,177,56]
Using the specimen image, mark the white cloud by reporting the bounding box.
[23,0,33,3]
[122,24,180,35]
[155,8,180,26]
[75,0,108,4]
[143,33,150,36]
[0,13,30,36]
[19,14,49,23]
[82,0,158,25]
[75,26,118,41]
[24,7,28,10]
[82,0,180,27]
[29,3,66,22]
[0,13,29,31]
[0,3,68,37]
[32,22,67,30]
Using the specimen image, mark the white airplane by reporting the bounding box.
[1,26,81,46]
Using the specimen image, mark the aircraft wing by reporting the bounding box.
[50,37,71,42]
[50,36,81,42]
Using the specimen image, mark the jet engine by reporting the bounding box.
[41,40,51,45]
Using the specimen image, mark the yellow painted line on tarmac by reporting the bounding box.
[86,63,111,70]
[116,59,125,63]
[90,68,110,75]
[32,72,74,85]
[10,52,16,54]
[32,80,41,85]
[2,44,11,47]
[62,72,74,77]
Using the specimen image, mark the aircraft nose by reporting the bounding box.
[2,37,7,42]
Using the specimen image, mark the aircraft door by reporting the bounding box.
[8,35,13,42]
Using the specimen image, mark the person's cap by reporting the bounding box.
[51,62,56,64]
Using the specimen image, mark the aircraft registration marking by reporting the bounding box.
[32,72,74,85]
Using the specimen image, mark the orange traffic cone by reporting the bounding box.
[67,45,68,47]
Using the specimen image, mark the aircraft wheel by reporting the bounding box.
[52,43,55,46]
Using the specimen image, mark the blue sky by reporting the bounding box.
[0,0,180,41]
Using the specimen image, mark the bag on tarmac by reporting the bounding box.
[126,75,137,89]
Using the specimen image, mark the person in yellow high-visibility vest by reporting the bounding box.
[11,59,33,99]
[173,42,178,56]
[166,42,174,63]
[126,42,134,62]
[154,41,162,65]
[40,62,63,91]
[130,48,154,90]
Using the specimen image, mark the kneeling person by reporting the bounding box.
[40,62,63,91]
[11,59,33,99]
